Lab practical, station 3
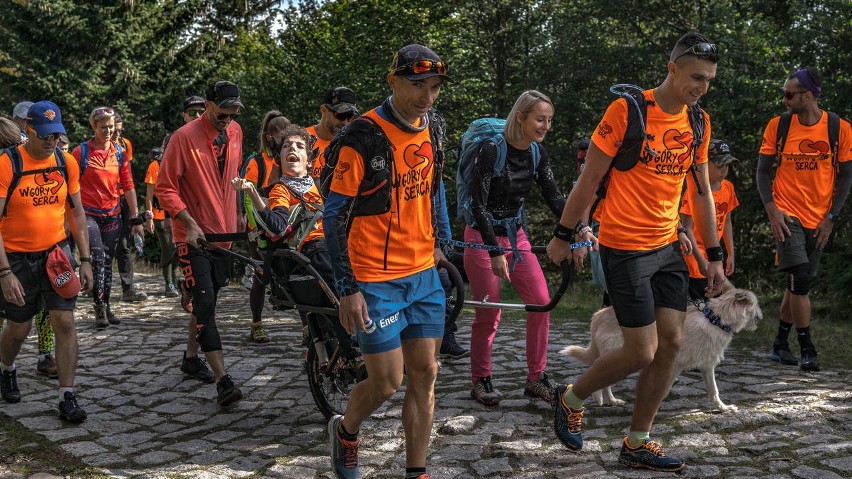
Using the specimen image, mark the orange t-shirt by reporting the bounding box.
[680,179,738,278]
[329,109,435,281]
[267,181,324,250]
[243,151,277,187]
[307,125,331,180]
[0,147,81,252]
[759,111,852,229]
[144,160,166,220]
[592,89,712,250]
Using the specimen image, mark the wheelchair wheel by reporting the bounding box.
[307,341,368,420]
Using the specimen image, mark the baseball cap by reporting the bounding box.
[26,101,66,137]
[183,95,205,111]
[390,44,452,82]
[150,147,163,160]
[577,139,590,160]
[323,87,358,114]
[708,139,738,166]
[206,81,244,109]
[13,101,33,120]
[46,246,81,299]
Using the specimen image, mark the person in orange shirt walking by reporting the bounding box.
[547,32,724,472]
[307,87,357,180]
[0,101,93,423]
[756,67,852,372]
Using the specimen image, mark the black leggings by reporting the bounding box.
[87,214,123,305]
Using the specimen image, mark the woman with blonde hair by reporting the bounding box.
[464,90,567,406]
[71,107,143,329]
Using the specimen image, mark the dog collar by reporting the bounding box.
[691,299,733,334]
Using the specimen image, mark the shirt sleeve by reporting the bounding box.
[118,147,135,192]
[591,98,629,158]
[329,145,365,197]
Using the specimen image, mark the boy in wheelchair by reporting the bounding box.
[231,124,356,359]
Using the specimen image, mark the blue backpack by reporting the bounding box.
[455,117,540,269]
[79,139,124,175]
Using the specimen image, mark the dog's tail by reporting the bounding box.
[559,309,606,365]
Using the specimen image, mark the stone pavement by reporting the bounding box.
[1,271,852,478]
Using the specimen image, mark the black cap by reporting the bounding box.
[150,147,164,160]
[205,81,244,109]
[708,139,739,166]
[323,87,358,114]
[578,139,590,151]
[391,44,452,81]
[183,96,205,111]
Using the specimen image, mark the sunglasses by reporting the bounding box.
[393,60,448,77]
[215,112,240,121]
[186,109,205,117]
[92,107,115,117]
[672,42,718,62]
[35,132,62,142]
[782,89,808,100]
[332,110,355,122]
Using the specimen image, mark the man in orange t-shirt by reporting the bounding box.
[307,86,358,180]
[0,100,93,423]
[324,45,448,479]
[756,67,852,372]
[547,32,724,472]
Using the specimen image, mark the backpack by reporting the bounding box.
[79,139,124,176]
[319,111,444,217]
[2,146,71,217]
[455,117,541,227]
[594,84,706,206]
[775,111,840,167]
[239,152,269,187]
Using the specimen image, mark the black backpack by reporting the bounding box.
[775,111,840,167]
[595,84,706,205]
[319,111,444,217]
[2,146,71,217]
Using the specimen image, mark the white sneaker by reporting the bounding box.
[241,265,254,290]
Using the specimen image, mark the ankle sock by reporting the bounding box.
[338,422,358,441]
[0,362,14,372]
[405,467,426,478]
[561,385,584,409]
[627,431,650,448]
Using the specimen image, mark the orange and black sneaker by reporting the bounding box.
[328,415,359,479]
[618,437,685,472]
[552,383,584,450]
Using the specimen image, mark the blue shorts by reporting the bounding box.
[356,268,445,354]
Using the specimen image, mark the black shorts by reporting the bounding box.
[776,217,822,277]
[0,242,77,323]
[601,242,688,328]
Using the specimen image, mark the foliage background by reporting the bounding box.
[1,0,850,317]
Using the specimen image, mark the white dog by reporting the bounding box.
[562,284,762,412]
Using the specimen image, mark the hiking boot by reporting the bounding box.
[164,282,179,298]
[121,288,148,302]
[216,374,243,406]
[241,265,254,290]
[93,304,110,330]
[37,355,59,379]
[553,383,584,451]
[439,340,469,360]
[470,376,501,406]
[180,352,214,383]
[177,279,193,314]
[105,303,120,325]
[800,348,820,372]
[618,437,685,472]
[328,415,359,479]
[524,372,553,402]
[770,342,798,366]
[0,369,21,403]
[58,391,87,423]
[251,323,271,344]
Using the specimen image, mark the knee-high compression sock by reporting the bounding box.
[796,326,815,352]
[775,320,793,343]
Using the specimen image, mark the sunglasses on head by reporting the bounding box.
[92,107,115,117]
[186,108,205,117]
[782,89,808,100]
[672,42,718,62]
[332,110,355,122]
[393,60,448,77]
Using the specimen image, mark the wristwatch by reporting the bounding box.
[826,213,839,222]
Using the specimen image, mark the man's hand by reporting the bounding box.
[184,222,205,248]
[813,218,834,250]
[725,255,735,276]
[338,292,370,336]
[79,262,94,295]
[678,231,693,256]
[433,247,447,266]
[131,224,144,238]
[765,204,793,242]
[145,218,155,234]
[1,273,25,307]
[704,261,726,297]
[547,237,572,266]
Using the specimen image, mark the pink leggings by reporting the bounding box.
[463,226,550,383]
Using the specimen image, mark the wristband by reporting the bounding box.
[705,246,724,262]
[0,266,11,274]
[553,223,574,242]
[677,227,688,235]
[574,220,587,232]
[0,269,13,278]
[131,216,144,226]
[79,257,92,263]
